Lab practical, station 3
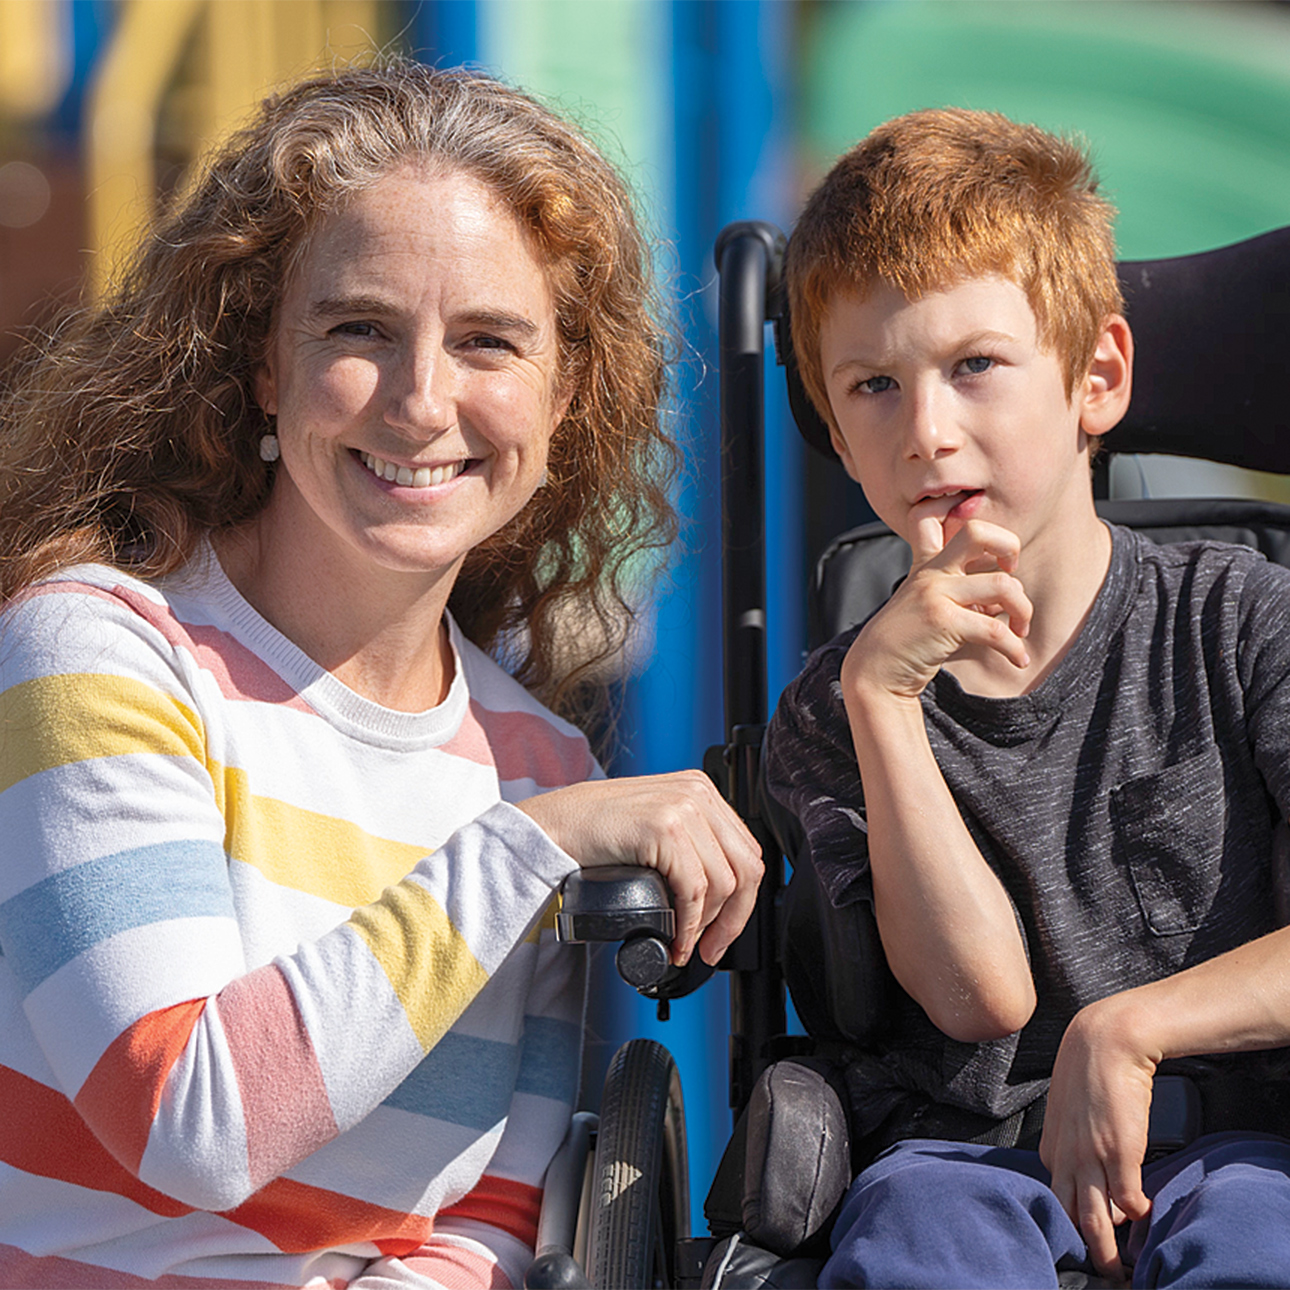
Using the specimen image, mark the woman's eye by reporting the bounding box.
[855,374,895,395]
[468,334,514,352]
[333,321,379,338]
[959,354,994,375]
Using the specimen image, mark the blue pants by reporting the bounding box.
[822,1133,1290,1288]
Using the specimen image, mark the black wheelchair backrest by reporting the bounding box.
[799,225,1290,644]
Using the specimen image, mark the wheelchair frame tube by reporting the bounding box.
[714,221,788,1112]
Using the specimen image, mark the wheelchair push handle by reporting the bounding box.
[556,867,715,999]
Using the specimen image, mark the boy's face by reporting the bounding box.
[819,276,1125,567]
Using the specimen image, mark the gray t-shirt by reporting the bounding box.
[765,524,1290,1134]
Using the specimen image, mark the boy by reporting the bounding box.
[764,108,1290,1288]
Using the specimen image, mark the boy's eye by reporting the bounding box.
[855,374,896,395]
[958,354,994,375]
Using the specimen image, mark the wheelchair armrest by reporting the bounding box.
[526,1112,597,1290]
[556,867,714,999]
[707,1059,851,1260]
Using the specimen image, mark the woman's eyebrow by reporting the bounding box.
[305,294,397,322]
[454,309,541,338]
[303,298,541,339]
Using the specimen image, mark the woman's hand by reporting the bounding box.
[518,771,764,966]
[1040,998,1157,1285]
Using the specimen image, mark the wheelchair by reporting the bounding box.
[526,220,1290,1290]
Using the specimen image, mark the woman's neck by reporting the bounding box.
[211,524,459,712]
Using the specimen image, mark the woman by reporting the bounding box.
[0,63,761,1290]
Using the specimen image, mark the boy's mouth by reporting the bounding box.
[915,487,983,515]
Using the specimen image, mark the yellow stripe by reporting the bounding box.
[218,762,429,908]
[350,880,490,1052]
[0,672,205,796]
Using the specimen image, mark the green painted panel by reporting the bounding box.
[478,0,670,221]
[802,0,1290,258]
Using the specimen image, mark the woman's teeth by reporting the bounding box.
[360,453,465,488]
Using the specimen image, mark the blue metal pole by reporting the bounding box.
[408,0,479,67]
[606,0,799,1235]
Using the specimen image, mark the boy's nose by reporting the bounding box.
[901,387,958,460]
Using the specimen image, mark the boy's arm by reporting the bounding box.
[840,515,1037,1042]
[1041,922,1290,1282]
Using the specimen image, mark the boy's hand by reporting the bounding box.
[842,514,1033,702]
[1040,998,1157,1284]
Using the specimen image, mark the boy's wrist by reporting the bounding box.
[1071,990,1166,1074]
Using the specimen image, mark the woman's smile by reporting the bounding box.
[355,449,475,491]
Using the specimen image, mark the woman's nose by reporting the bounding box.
[388,341,455,435]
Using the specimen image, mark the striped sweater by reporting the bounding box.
[0,544,596,1288]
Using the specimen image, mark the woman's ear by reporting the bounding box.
[1079,314,1133,439]
[253,361,278,418]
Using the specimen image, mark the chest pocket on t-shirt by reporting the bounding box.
[1111,747,1226,937]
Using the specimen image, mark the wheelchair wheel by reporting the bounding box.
[585,1038,690,1289]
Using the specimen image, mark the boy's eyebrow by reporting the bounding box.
[829,328,1021,376]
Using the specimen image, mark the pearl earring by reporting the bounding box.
[259,434,280,463]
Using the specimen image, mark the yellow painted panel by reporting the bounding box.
[0,0,70,118]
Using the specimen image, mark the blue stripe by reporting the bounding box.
[515,1016,581,1103]
[385,1031,521,1130]
[0,840,234,994]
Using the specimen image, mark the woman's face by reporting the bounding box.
[253,164,567,592]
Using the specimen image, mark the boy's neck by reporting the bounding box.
[943,506,1112,700]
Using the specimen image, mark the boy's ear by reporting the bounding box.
[1078,315,1133,439]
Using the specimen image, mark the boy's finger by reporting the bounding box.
[912,514,946,566]
[1078,1182,1126,1284]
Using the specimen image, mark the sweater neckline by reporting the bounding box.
[175,539,471,750]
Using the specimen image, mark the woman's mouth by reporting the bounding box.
[359,451,469,488]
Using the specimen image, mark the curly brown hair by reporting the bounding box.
[0,60,676,728]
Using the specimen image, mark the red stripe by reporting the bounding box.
[224,1176,432,1255]
[0,1065,191,1217]
[17,581,315,711]
[440,700,593,788]
[74,997,208,1174]
[438,1174,542,1250]
[219,964,338,1190]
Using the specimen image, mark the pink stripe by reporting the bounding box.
[219,964,339,1190]
[22,580,313,711]
[441,700,594,789]
[114,587,315,711]
[0,1244,344,1289]
[401,1240,511,1289]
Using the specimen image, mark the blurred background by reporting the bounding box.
[5,0,1290,1229]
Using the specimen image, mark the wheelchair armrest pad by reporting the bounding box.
[740,1060,851,1256]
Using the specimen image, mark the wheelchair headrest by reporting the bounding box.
[783,224,1290,476]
